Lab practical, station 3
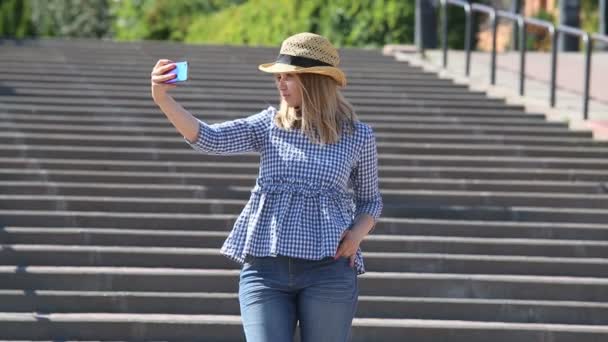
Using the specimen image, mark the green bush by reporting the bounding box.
[31,0,111,38]
[0,0,35,38]
[4,0,557,52]
[440,0,492,50]
[185,0,415,48]
[525,9,554,51]
[0,0,111,39]
[580,0,599,35]
[111,0,245,41]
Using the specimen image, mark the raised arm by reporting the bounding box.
[151,59,199,142]
[151,59,270,155]
[184,110,270,155]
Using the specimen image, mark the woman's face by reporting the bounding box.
[275,72,303,108]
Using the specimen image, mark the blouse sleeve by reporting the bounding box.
[349,124,383,229]
[184,108,272,155]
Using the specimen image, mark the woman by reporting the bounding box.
[150,32,383,342]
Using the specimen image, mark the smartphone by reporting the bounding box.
[164,61,188,83]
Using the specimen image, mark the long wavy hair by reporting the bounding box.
[273,73,358,145]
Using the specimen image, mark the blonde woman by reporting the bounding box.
[150,32,383,342]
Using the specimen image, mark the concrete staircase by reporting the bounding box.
[1,38,608,341]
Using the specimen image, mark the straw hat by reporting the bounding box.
[258,32,347,87]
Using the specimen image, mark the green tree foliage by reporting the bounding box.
[526,8,554,51]
[9,0,598,52]
[29,0,111,38]
[444,4,472,49]
[580,0,599,34]
[111,0,245,41]
[0,0,111,39]
[441,0,492,50]
[185,0,415,48]
[0,0,35,38]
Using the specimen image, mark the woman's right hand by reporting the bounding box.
[150,59,178,102]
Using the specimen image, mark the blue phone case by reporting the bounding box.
[165,61,188,83]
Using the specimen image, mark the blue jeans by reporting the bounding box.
[238,254,359,342]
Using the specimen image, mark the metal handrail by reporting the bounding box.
[439,0,607,120]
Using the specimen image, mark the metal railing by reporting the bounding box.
[439,0,608,120]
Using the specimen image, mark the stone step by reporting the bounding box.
[0,51,415,63]
[2,146,607,170]
[0,193,608,223]
[3,50,384,61]
[0,50,411,63]
[0,59,435,75]
[2,203,605,225]
[2,245,607,277]
[1,121,591,139]
[1,266,608,301]
[0,44,389,57]
[2,113,565,131]
[2,158,607,182]
[1,190,607,212]
[382,190,608,209]
[372,133,605,146]
[3,87,514,105]
[0,50,419,65]
[11,133,607,160]
[2,104,548,125]
[377,218,608,239]
[0,102,543,118]
[0,96,525,111]
[1,177,603,196]
[1,80,494,97]
[0,312,245,341]
[0,71,482,87]
[11,131,608,159]
[382,204,608,224]
[1,290,607,325]
[9,67,428,83]
[1,312,608,341]
[3,227,608,258]
[0,163,605,193]
[4,131,607,148]
[1,81,491,102]
[0,195,244,213]
[3,105,540,121]
[0,72,462,87]
[379,143,608,158]
[1,211,606,239]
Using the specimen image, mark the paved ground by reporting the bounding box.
[390,48,608,140]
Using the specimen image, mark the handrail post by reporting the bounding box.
[582,33,592,120]
[464,4,473,76]
[518,16,526,96]
[550,26,558,107]
[489,8,497,85]
[442,0,448,68]
[602,0,608,49]
[438,1,606,121]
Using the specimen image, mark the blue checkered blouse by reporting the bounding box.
[184,106,383,275]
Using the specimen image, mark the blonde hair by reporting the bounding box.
[274,73,358,145]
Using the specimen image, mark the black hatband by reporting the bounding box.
[275,54,332,67]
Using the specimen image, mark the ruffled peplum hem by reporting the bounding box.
[219,176,367,275]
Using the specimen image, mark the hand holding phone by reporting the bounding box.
[164,61,188,84]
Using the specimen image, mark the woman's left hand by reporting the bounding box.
[334,229,366,268]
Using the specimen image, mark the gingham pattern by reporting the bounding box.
[185,106,383,275]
